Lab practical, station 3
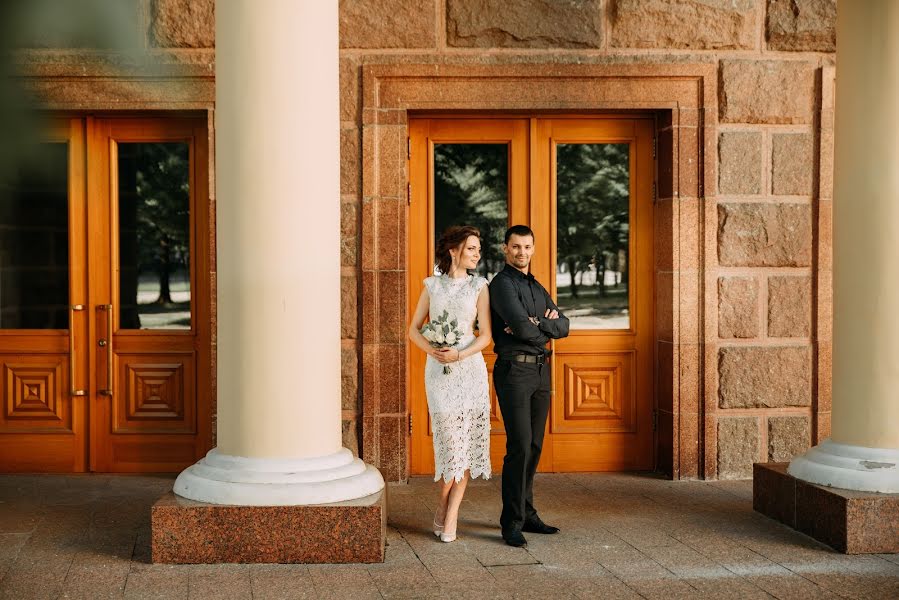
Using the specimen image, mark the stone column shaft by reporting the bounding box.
[788,0,899,492]
[172,0,383,506]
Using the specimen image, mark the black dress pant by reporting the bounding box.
[493,358,551,533]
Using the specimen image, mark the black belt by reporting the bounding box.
[512,354,547,364]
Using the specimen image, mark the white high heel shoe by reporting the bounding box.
[439,529,457,543]
[433,514,444,538]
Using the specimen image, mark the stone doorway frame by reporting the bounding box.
[359,62,717,481]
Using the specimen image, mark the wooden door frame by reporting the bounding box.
[360,63,717,482]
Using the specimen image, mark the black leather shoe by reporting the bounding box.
[522,517,560,534]
[502,529,528,547]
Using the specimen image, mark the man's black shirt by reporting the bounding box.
[489,264,570,360]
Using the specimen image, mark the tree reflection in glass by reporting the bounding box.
[118,142,191,330]
[433,144,508,280]
[556,143,630,329]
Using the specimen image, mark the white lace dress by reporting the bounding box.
[423,274,492,483]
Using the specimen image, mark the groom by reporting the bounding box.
[489,225,569,547]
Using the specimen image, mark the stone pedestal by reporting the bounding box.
[753,463,899,554]
[151,489,386,564]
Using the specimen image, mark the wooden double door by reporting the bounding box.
[409,116,655,474]
[0,116,211,472]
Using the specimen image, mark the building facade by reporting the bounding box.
[2,0,837,483]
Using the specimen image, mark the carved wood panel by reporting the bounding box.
[113,353,196,434]
[1,356,71,432]
[551,352,635,434]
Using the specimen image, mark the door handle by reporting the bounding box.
[98,304,113,396]
[69,304,86,396]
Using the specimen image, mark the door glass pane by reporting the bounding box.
[433,144,509,280]
[556,143,630,330]
[118,142,191,330]
[0,143,69,329]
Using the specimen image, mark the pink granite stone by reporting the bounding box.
[151,489,386,563]
[753,463,899,554]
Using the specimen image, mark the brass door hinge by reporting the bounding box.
[407,182,412,205]
[652,409,658,432]
[408,413,413,435]
[652,137,657,160]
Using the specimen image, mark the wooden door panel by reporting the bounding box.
[0,118,88,472]
[539,117,655,472]
[551,351,635,434]
[1,355,71,432]
[408,118,530,476]
[113,352,196,434]
[88,117,211,473]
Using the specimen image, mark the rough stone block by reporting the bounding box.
[718,346,811,408]
[611,0,757,50]
[767,416,810,462]
[447,0,602,48]
[772,133,813,196]
[341,128,360,196]
[341,346,359,411]
[150,0,214,48]
[720,60,816,124]
[718,203,812,267]
[719,131,762,195]
[151,490,386,563]
[768,275,811,338]
[718,417,759,479]
[340,0,436,48]
[342,418,359,456]
[341,202,358,267]
[341,275,358,339]
[718,276,759,338]
[340,56,361,122]
[766,0,836,52]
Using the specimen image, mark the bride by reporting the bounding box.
[407,225,492,542]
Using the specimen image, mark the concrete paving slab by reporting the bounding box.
[0,473,896,599]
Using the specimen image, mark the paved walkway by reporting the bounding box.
[0,472,896,599]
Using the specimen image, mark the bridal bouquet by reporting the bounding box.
[421,309,463,374]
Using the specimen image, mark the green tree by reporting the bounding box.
[434,144,508,277]
[557,143,629,299]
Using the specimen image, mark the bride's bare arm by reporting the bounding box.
[408,287,446,360]
[457,284,492,361]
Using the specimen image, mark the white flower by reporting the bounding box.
[435,331,445,344]
[422,328,436,342]
[445,332,457,345]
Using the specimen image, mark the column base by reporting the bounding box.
[753,462,899,554]
[173,448,385,505]
[151,487,386,563]
[787,439,899,493]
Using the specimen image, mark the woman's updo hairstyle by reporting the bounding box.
[435,225,481,276]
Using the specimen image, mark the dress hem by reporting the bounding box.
[434,470,491,484]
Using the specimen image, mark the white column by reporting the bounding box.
[788,0,899,493]
[174,0,383,505]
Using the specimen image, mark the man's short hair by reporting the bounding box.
[504,225,534,244]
